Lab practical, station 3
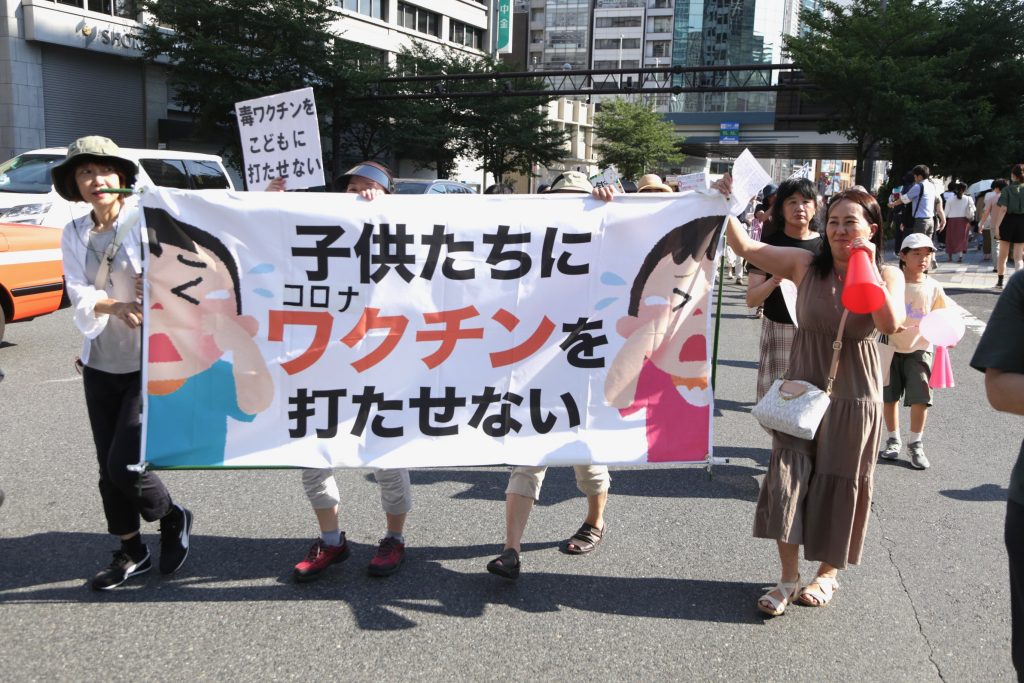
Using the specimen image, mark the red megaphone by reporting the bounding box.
[841,246,885,314]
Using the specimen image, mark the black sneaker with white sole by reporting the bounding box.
[159,503,193,574]
[91,549,151,590]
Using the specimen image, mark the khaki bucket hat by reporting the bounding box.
[50,136,138,202]
[637,173,673,193]
[548,171,594,194]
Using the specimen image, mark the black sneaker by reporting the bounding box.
[91,549,151,590]
[159,504,193,575]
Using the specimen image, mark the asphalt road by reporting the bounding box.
[0,281,1017,682]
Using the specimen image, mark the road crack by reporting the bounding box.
[874,501,946,681]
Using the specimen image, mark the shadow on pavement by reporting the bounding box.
[0,533,763,629]
[939,483,1008,502]
[398,458,766,506]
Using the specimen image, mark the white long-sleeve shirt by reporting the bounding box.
[60,202,142,369]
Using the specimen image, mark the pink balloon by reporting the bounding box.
[920,308,965,347]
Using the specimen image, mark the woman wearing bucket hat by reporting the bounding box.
[55,136,193,591]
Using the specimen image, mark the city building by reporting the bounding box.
[0,1,490,163]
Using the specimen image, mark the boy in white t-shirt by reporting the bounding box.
[879,234,948,469]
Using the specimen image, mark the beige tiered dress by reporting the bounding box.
[752,268,885,569]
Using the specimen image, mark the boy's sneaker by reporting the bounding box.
[159,503,193,575]
[91,549,151,591]
[367,537,405,577]
[879,437,902,461]
[908,441,930,470]
[293,538,350,582]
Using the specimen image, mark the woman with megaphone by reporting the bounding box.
[715,179,905,616]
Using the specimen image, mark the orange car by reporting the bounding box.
[0,222,65,341]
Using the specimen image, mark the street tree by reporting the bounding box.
[785,0,961,187]
[388,44,484,179]
[593,98,681,180]
[461,71,569,185]
[785,0,1024,187]
[139,0,387,182]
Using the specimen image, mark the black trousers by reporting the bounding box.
[83,366,172,536]
[1007,499,1024,681]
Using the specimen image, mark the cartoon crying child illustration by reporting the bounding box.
[604,215,724,462]
[144,208,273,466]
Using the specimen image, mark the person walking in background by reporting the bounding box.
[970,269,1024,678]
[54,136,193,591]
[721,179,905,617]
[744,178,822,402]
[992,164,1024,289]
[486,172,615,580]
[879,234,948,469]
[270,162,414,581]
[889,165,937,238]
[943,182,975,263]
[979,179,1007,265]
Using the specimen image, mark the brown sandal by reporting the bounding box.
[563,522,605,555]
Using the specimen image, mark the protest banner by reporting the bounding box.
[234,87,326,191]
[140,188,729,469]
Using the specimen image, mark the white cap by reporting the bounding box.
[900,233,936,252]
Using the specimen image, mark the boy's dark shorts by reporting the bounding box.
[883,349,933,406]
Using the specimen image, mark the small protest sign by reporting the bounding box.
[234,87,325,192]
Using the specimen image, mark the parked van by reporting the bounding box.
[0,147,234,229]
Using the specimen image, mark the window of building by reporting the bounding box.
[650,40,671,57]
[595,17,642,29]
[648,16,672,33]
[450,20,484,50]
[397,3,440,38]
[594,60,639,69]
[594,38,640,50]
[54,0,138,20]
[651,0,673,8]
[334,0,385,20]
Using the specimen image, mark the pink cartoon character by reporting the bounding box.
[604,215,724,461]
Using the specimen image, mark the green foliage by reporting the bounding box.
[593,99,681,180]
[140,0,393,180]
[785,0,1024,184]
[390,44,569,182]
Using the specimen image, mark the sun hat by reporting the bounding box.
[900,233,936,252]
[335,161,395,193]
[548,171,594,194]
[50,136,138,202]
[761,183,779,200]
[636,173,673,193]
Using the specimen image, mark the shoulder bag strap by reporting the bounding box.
[824,309,850,395]
[93,208,137,291]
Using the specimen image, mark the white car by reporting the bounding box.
[0,146,235,228]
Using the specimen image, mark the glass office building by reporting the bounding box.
[670,0,792,113]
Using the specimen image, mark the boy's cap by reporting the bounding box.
[901,233,936,252]
[549,171,593,194]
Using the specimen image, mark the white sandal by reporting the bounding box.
[797,574,839,607]
[757,575,801,616]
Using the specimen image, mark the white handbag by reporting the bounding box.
[751,310,849,440]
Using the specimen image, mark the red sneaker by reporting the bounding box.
[367,537,405,577]
[293,538,350,582]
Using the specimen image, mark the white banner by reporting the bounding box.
[139,189,728,469]
[234,87,326,191]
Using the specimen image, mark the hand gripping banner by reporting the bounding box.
[139,188,728,469]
